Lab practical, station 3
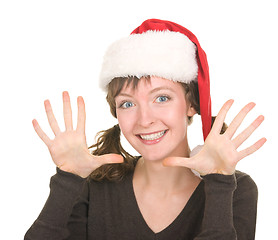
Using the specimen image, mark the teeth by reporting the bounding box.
[140,130,166,141]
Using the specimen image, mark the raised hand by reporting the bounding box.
[163,100,266,176]
[32,91,123,178]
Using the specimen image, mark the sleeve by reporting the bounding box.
[24,168,89,240]
[233,173,258,240]
[194,172,257,240]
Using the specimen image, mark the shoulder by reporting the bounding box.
[88,170,133,191]
[234,170,258,201]
[86,172,134,208]
[234,170,257,190]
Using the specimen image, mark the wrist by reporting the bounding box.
[58,165,90,179]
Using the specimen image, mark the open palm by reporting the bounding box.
[32,91,123,178]
[163,100,266,175]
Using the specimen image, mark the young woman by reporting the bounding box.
[25,19,266,240]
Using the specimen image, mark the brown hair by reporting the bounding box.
[88,76,227,181]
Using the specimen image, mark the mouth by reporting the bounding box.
[136,130,168,144]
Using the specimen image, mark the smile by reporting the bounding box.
[139,130,167,141]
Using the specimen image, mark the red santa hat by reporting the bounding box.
[99,19,212,141]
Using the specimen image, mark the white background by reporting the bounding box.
[0,0,277,239]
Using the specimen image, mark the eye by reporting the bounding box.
[155,95,170,103]
[120,101,134,109]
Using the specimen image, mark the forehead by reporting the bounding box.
[120,76,183,94]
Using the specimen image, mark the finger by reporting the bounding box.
[94,154,124,167]
[63,91,73,131]
[238,137,267,161]
[224,102,256,139]
[76,96,86,134]
[211,99,234,134]
[233,115,264,149]
[32,119,52,146]
[163,156,194,169]
[44,100,61,135]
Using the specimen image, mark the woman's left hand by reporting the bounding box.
[163,100,267,175]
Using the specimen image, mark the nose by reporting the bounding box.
[137,104,155,128]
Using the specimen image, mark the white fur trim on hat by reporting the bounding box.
[99,30,198,91]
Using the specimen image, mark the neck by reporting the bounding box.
[133,145,200,196]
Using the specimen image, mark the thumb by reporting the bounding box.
[94,153,124,167]
[163,156,194,169]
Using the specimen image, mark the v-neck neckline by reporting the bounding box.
[126,170,204,237]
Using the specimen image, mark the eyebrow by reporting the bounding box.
[117,93,133,98]
[150,86,176,94]
[117,86,176,98]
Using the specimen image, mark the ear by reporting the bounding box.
[187,104,197,117]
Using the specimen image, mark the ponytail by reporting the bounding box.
[88,124,136,181]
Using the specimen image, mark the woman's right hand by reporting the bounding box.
[32,91,124,178]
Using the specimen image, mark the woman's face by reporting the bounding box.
[115,76,196,162]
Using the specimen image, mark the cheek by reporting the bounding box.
[117,110,135,136]
[164,103,188,124]
[162,105,189,139]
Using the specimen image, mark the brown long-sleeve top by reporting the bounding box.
[24,167,258,240]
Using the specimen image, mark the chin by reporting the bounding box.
[138,148,175,162]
